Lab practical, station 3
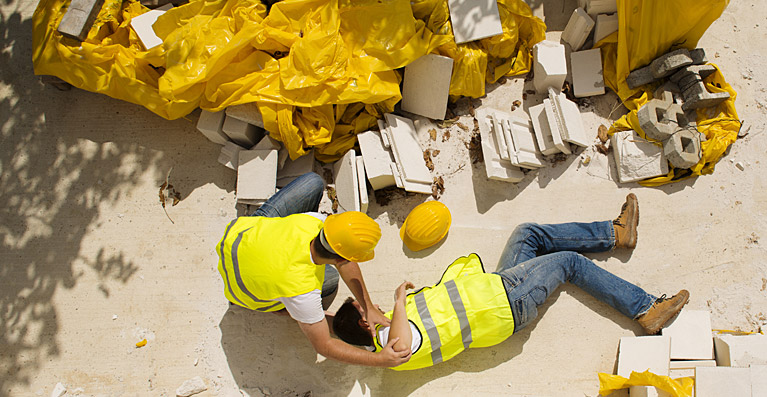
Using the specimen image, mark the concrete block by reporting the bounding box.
[223,115,264,147]
[628,386,672,397]
[57,0,106,40]
[713,334,767,367]
[197,110,230,145]
[617,336,670,378]
[650,49,693,79]
[670,65,730,111]
[356,156,369,214]
[505,116,545,169]
[627,66,655,89]
[561,8,594,51]
[690,48,707,65]
[570,48,605,97]
[226,103,265,129]
[475,108,525,182]
[543,100,571,154]
[447,0,503,44]
[533,41,568,93]
[637,101,692,142]
[278,149,314,181]
[610,130,668,183]
[491,114,510,161]
[663,128,702,169]
[401,54,454,120]
[652,82,679,105]
[751,365,767,397]
[333,150,360,212]
[130,7,171,50]
[218,141,247,170]
[695,367,751,397]
[661,310,714,360]
[384,114,432,184]
[669,359,716,378]
[356,130,396,190]
[236,150,278,203]
[547,88,586,148]
[585,0,617,14]
[252,135,282,151]
[529,103,560,155]
[594,13,618,44]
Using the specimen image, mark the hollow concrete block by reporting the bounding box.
[533,41,567,93]
[670,65,731,111]
[401,54,454,120]
[637,101,692,142]
[663,128,702,169]
[561,8,594,51]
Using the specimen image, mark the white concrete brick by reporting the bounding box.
[252,135,282,151]
[543,98,572,154]
[617,336,670,378]
[475,109,525,182]
[218,141,247,170]
[561,8,594,51]
[669,359,716,378]
[57,0,105,40]
[695,367,751,397]
[491,114,510,160]
[356,130,396,190]
[529,103,560,155]
[356,156,369,214]
[610,130,669,183]
[628,386,673,397]
[223,115,263,147]
[401,54,454,120]
[197,110,230,145]
[278,149,314,180]
[236,150,277,203]
[333,150,360,212]
[505,117,544,168]
[570,48,605,97]
[713,334,767,367]
[661,310,714,360]
[751,365,767,397]
[594,13,619,44]
[585,0,617,15]
[548,88,589,147]
[447,0,503,44]
[384,114,432,184]
[533,41,567,93]
[225,103,265,129]
[130,5,172,50]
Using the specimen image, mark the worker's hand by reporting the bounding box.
[394,281,414,302]
[364,306,390,336]
[377,337,412,367]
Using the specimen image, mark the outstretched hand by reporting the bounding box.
[377,337,412,367]
[395,281,415,302]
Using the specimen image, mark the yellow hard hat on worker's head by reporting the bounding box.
[322,211,381,262]
[400,201,451,252]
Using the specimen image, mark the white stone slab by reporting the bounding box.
[475,108,525,182]
[561,8,594,51]
[333,150,360,212]
[661,309,714,360]
[585,0,617,15]
[223,115,263,147]
[356,130,396,190]
[384,114,432,184]
[751,365,767,397]
[447,0,503,44]
[548,89,589,147]
[669,359,715,378]
[594,13,619,44]
[571,48,605,97]
[610,130,669,183]
[130,5,171,50]
[356,156,369,214]
[543,98,572,154]
[505,117,544,168]
[218,141,247,170]
[713,334,767,367]
[528,103,560,155]
[226,103,265,129]
[533,41,568,93]
[197,110,229,145]
[278,149,314,180]
[617,336,670,378]
[401,54,454,120]
[491,114,510,161]
[628,386,673,397]
[695,367,751,397]
[236,150,277,202]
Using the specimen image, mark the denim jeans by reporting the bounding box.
[493,222,657,333]
[250,172,339,306]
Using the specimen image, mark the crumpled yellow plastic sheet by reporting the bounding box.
[595,0,738,186]
[33,0,545,161]
[599,371,694,397]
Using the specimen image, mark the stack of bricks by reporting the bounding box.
[529,88,590,157]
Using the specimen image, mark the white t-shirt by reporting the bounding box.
[369,321,422,353]
[277,212,327,324]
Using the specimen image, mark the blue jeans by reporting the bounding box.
[493,222,657,333]
[251,172,339,308]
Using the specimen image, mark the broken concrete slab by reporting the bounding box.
[637,101,692,142]
[176,376,208,397]
[533,41,567,93]
[278,149,314,180]
[504,116,545,169]
[690,48,707,65]
[529,103,560,156]
[713,334,767,367]
[356,156,369,214]
[236,150,278,203]
[593,13,618,44]
[649,49,694,79]
[670,64,731,111]
[695,367,751,397]
[383,114,432,185]
[626,66,655,90]
[218,141,247,170]
[547,88,587,148]
[129,4,172,50]
[561,8,594,51]
[610,130,669,183]
[570,48,605,97]
[223,115,264,147]
[475,108,525,183]
[57,0,106,40]
[661,309,714,360]
[447,0,503,44]
[401,54,454,120]
[617,336,670,378]
[356,130,397,190]
[225,103,265,129]
[663,128,702,169]
[197,110,230,145]
[543,100,571,154]
[333,149,360,212]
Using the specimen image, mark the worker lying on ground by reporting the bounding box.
[332,194,689,370]
[217,172,411,367]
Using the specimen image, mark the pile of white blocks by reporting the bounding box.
[614,309,767,397]
[333,150,369,213]
[529,88,590,156]
[401,54,454,120]
[475,107,543,183]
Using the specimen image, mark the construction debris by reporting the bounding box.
[223,115,264,147]
[610,130,668,183]
[670,64,731,110]
[176,376,207,397]
[374,114,433,194]
[533,41,567,93]
[570,48,605,97]
[333,150,361,212]
[57,0,105,40]
[236,150,278,206]
[561,8,594,51]
[197,110,230,145]
[627,48,708,89]
[593,13,618,43]
[401,54,454,120]
[447,0,503,44]
[130,4,173,50]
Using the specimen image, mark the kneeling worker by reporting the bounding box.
[217,172,411,367]
[332,194,689,370]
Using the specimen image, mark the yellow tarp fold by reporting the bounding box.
[599,371,694,397]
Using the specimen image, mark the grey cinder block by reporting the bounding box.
[58,0,107,40]
[663,128,702,169]
[649,49,693,79]
[637,101,692,142]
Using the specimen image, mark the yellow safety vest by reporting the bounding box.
[374,254,515,370]
[216,214,325,311]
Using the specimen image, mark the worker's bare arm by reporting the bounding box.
[388,281,414,352]
[298,318,411,367]
[336,261,390,331]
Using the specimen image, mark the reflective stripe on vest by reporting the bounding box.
[414,291,442,365]
[445,279,472,349]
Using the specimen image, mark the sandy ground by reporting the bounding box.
[2,0,766,396]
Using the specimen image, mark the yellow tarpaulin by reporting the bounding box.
[599,371,694,397]
[596,0,738,186]
[33,0,545,161]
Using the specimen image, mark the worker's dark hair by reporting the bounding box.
[333,297,374,347]
[312,230,345,261]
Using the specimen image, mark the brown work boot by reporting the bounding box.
[613,193,639,249]
[637,290,690,334]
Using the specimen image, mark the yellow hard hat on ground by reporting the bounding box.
[400,201,452,252]
[323,211,381,262]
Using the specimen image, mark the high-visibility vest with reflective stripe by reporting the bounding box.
[374,253,514,370]
[216,214,325,312]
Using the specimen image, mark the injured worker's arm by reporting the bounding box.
[388,281,415,352]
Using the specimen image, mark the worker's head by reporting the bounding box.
[333,297,374,347]
[319,211,381,262]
